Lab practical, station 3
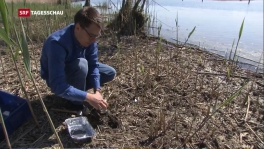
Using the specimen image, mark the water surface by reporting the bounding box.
[72,0,263,71]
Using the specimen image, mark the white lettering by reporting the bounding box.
[30,10,64,15]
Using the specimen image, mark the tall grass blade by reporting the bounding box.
[9,13,40,129]
[176,11,178,46]
[239,18,245,40]
[216,80,249,110]
[19,18,31,78]
[2,1,40,130]
[14,47,20,61]
[9,38,19,47]
[227,67,230,80]
[158,36,162,53]
[185,75,249,146]
[233,18,245,62]
[229,39,235,60]
[0,0,9,35]
[174,11,179,46]
[175,11,178,27]
[188,26,196,39]
[18,13,64,149]
[184,26,196,45]
[157,24,162,53]
[0,27,11,45]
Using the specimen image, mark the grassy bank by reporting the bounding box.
[0,1,263,149]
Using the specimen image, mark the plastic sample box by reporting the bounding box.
[0,90,32,141]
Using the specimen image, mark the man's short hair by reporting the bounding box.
[74,6,102,29]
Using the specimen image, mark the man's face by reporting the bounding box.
[77,22,101,47]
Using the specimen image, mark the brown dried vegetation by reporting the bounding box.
[0,28,263,148]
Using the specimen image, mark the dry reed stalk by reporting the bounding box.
[245,123,264,144]
[134,36,138,92]
[9,46,39,127]
[197,72,249,79]
[0,108,11,149]
[27,36,39,72]
[195,70,199,91]
[174,110,178,140]
[244,95,251,121]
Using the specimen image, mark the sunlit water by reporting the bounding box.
[72,0,263,72]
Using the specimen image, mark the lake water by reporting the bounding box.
[72,0,263,72]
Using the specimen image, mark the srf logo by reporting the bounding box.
[18,8,30,17]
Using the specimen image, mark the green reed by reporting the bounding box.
[0,0,82,148]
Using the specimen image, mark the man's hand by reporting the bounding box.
[85,92,108,110]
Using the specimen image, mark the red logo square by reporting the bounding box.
[18,8,30,17]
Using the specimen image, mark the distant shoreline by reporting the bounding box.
[5,0,257,2]
[211,0,254,1]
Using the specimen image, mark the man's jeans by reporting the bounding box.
[64,58,116,105]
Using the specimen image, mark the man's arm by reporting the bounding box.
[86,42,101,91]
[47,40,87,102]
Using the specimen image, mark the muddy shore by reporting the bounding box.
[0,30,263,148]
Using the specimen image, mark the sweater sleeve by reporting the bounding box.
[47,40,87,102]
[86,42,100,90]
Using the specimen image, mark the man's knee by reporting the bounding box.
[107,66,116,81]
[65,58,88,76]
[100,65,116,84]
[77,58,88,75]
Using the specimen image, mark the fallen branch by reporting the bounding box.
[245,123,264,144]
[197,71,249,79]
[51,108,78,115]
[32,133,46,147]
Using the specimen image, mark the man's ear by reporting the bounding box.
[75,23,81,31]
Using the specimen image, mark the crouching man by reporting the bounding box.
[40,7,116,112]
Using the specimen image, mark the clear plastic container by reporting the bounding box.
[65,117,96,141]
[100,99,108,114]
[100,109,107,114]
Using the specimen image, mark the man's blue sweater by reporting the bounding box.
[40,23,100,102]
